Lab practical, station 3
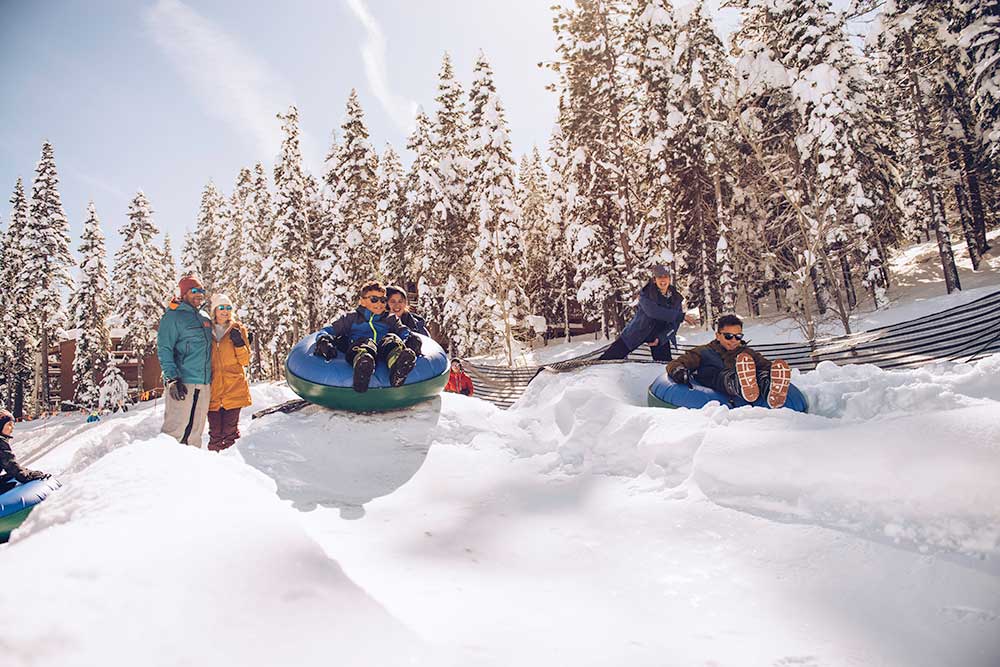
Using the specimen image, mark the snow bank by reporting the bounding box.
[0,437,422,667]
[502,357,1000,558]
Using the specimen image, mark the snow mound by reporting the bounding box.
[1,437,422,667]
[500,357,1000,558]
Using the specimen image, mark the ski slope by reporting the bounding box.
[2,352,999,666]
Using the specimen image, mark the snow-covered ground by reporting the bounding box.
[3,237,1000,666]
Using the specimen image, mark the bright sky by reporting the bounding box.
[0,0,750,261]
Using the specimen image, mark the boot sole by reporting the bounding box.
[735,352,759,402]
[390,350,417,387]
[768,360,791,409]
[353,355,375,393]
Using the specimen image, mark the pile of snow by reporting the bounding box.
[2,436,422,667]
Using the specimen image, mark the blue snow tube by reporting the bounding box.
[0,478,61,542]
[647,373,809,412]
[286,332,450,412]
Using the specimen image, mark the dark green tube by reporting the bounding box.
[286,367,449,412]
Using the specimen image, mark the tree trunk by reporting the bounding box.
[948,141,982,270]
[810,265,828,315]
[840,254,857,311]
[562,273,571,344]
[958,134,990,253]
[934,194,962,293]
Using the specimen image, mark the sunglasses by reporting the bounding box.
[365,296,387,304]
[216,305,233,311]
[189,287,206,294]
[720,332,744,341]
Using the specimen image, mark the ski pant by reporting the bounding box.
[599,337,672,362]
[161,383,211,447]
[346,334,405,367]
[207,407,242,452]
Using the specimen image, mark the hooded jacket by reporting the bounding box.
[157,299,213,385]
[666,339,772,378]
[209,320,252,411]
[322,307,410,345]
[620,282,685,351]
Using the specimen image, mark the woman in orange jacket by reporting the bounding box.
[207,294,252,451]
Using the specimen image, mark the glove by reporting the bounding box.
[229,327,246,347]
[669,367,693,388]
[168,378,188,401]
[19,469,50,483]
[460,388,471,396]
[314,335,338,361]
[404,334,423,356]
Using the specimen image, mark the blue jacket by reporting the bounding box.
[322,307,410,345]
[157,299,213,385]
[620,282,685,351]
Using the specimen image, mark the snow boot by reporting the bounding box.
[352,352,376,393]
[767,360,792,409]
[388,347,417,387]
[734,352,759,402]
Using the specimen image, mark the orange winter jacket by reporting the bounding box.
[209,321,252,411]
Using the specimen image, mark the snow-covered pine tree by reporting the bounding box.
[405,109,442,291]
[220,168,253,302]
[960,0,1000,163]
[98,359,130,411]
[517,148,551,317]
[24,141,75,413]
[465,66,530,363]
[159,234,176,304]
[112,191,164,390]
[550,1,639,333]
[376,143,408,285]
[1,179,36,415]
[239,163,275,379]
[179,230,202,279]
[263,107,311,362]
[194,181,228,293]
[322,90,379,318]
[545,119,575,343]
[302,173,328,330]
[876,0,962,294]
[70,202,112,408]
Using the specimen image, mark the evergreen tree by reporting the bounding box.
[1,179,35,415]
[240,163,276,379]
[194,181,228,292]
[405,109,442,289]
[24,141,74,412]
[179,230,202,279]
[98,359,130,411]
[376,143,408,285]
[545,120,576,343]
[961,0,1000,162]
[221,168,254,302]
[159,234,176,303]
[517,148,551,316]
[70,202,112,408]
[263,106,311,361]
[112,191,164,387]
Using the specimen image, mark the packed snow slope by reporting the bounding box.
[4,355,998,667]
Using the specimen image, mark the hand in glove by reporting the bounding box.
[229,327,246,348]
[314,335,338,361]
[168,378,188,401]
[669,367,693,388]
[19,469,50,483]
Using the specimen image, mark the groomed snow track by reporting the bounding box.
[467,289,1000,409]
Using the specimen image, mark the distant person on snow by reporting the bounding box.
[0,409,50,491]
[207,294,252,452]
[313,280,418,393]
[444,359,474,396]
[665,314,792,409]
[157,275,213,447]
[599,263,698,362]
[385,285,429,341]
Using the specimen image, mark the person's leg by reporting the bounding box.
[222,408,242,449]
[735,352,760,402]
[161,388,193,443]
[379,334,416,386]
[348,339,378,392]
[695,365,737,397]
[598,337,631,360]
[650,343,672,362]
[184,384,212,448]
[207,409,224,451]
[766,360,791,408]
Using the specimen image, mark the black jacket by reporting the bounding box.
[399,311,429,336]
[0,433,34,484]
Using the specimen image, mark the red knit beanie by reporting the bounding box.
[178,275,204,297]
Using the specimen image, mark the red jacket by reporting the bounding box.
[445,371,474,396]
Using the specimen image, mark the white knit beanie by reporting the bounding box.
[210,293,233,312]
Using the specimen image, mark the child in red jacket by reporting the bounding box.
[444,360,474,396]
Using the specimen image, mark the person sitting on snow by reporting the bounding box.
[599,263,698,362]
[0,409,50,491]
[665,314,792,409]
[444,359,474,396]
[313,280,418,392]
[385,285,429,339]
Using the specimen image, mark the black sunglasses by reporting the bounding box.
[365,295,387,304]
[720,332,744,341]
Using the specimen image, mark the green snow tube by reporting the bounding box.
[285,332,450,413]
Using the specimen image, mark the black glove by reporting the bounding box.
[19,469,50,483]
[404,334,423,356]
[669,367,693,388]
[460,388,470,396]
[314,335,338,361]
[229,327,246,347]
[168,378,188,401]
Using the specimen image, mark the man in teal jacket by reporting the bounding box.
[157,275,213,446]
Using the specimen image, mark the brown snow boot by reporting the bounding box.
[767,360,792,409]
[735,352,759,402]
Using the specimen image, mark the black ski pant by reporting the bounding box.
[346,334,406,367]
[696,365,771,398]
[599,337,672,361]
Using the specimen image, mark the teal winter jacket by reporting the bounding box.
[157,299,213,385]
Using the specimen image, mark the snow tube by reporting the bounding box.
[647,373,808,413]
[286,332,449,412]
[0,478,61,542]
